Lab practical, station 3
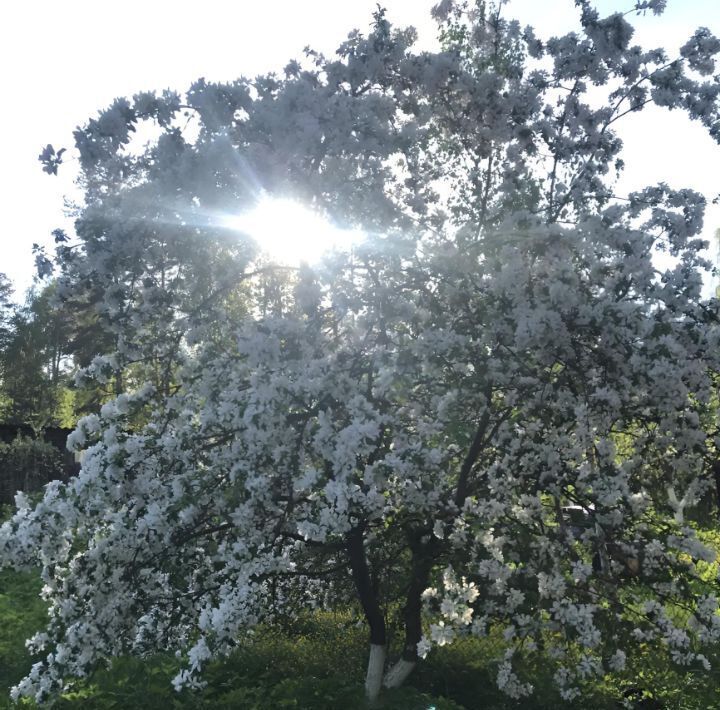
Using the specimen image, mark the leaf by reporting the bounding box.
[52,228,69,243]
[38,143,66,175]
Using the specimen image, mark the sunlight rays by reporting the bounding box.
[220,197,364,265]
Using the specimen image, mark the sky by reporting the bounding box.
[1,0,719,301]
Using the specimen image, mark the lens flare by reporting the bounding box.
[221,197,363,265]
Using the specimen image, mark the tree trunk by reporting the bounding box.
[346,526,387,704]
[366,644,387,701]
[383,657,416,689]
[383,535,434,690]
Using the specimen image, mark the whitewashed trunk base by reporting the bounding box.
[365,644,386,703]
[383,658,416,689]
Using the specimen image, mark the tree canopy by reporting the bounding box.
[4,0,720,704]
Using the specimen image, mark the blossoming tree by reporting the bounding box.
[4,0,720,703]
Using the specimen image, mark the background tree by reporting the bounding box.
[0,274,13,354]
[0,281,92,430]
[3,1,720,705]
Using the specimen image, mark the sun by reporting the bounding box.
[220,197,363,265]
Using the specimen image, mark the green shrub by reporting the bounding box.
[0,436,64,505]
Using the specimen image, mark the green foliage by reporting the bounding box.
[29,613,464,709]
[614,643,720,710]
[1,580,720,709]
[0,436,64,505]
[54,387,78,430]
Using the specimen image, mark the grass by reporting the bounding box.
[0,568,47,707]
